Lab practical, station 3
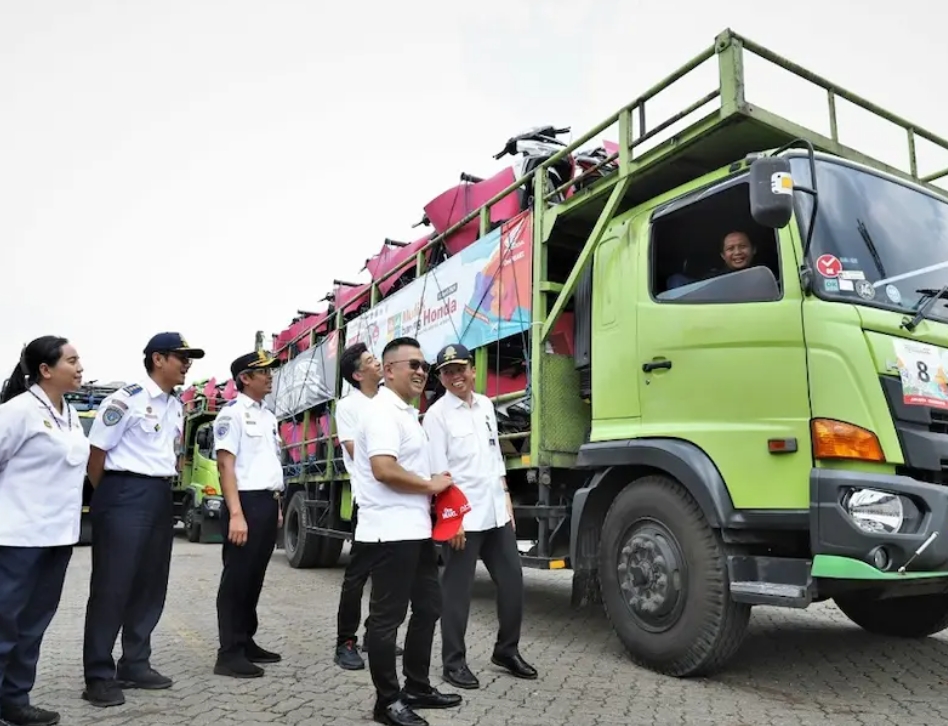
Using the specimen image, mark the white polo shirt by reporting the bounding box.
[88,377,183,477]
[212,393,284,492]
[334,387,375,501]
[0,385,90,546]
[352,386,432,542]
[423,390,509,532]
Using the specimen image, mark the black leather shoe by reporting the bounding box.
[247,641,282,664]
[0,703,61,726]
[442,664,479,689]
[401,685,462,709]
[81,679,125,708]
[491,653,538,680]
[372,698,428,726]
[117,666,173,690]
[213,656,264,679]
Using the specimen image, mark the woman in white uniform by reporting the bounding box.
[0,336,89,726]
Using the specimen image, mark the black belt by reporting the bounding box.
[104,470,175,484]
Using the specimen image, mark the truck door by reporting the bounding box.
[591,218,642,432]
[635,175,812,510]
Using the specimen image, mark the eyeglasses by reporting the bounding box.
[389,358,430,374]
[241,368,272,377]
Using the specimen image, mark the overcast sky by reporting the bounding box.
[2,0,946,387]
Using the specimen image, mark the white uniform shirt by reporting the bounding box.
[352,386,432,542]
[0,385,90,546]
[334,388,374,501]
[423,390,508,532]
[88,377,183,477]
[212,393,284,492]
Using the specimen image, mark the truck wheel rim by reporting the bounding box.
[617,518,687,633]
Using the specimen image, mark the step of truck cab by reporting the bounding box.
[727,555,813,608]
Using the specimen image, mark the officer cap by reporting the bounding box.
[434,343,472,371]
[231,350,280,380]
[144,332,205,359]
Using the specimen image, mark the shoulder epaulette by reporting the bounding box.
[225,399,238,407]
[121,383,143,396]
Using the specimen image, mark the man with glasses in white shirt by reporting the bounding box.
[423,343,537,691]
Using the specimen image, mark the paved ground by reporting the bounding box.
[26,530,948,726]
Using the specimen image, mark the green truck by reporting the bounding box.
[174,380,227,543]
[265,28,948,677]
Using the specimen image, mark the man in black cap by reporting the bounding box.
[211,350,284,678]
[83,332,205,708]
[422,343,537,690]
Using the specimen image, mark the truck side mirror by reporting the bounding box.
[749,156,794,229]
[195,428,208,449]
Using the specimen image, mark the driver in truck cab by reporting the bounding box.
[666,229,758,289]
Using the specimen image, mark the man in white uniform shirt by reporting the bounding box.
[423,344,537,690]
[332,342,401,672]
[352,337,461,726]
[82,332,204,709]
[212,351,284,679]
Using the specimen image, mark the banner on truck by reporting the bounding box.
[266,330,339,419]
[345,212,532,361]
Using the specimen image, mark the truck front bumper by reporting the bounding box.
[811,468,948,574]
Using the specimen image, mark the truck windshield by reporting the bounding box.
[791,157,948,322]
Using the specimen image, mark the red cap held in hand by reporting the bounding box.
[432,485,471,542]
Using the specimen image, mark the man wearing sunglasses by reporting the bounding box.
[212,350,284,679]
[82,332,204,708]
[351,337,462,726]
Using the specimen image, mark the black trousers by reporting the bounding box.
[440,522,523,670]
[216,490,278,659]
[364,538,441,706]
[83,472,173,683]
[336,503,374,646]
[0,545,71,710]
[336,540,373,646]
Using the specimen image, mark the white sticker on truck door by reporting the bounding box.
[892,338,948,409]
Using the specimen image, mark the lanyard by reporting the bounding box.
[29,390,72,432]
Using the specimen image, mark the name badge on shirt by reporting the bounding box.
[485,415,496,447]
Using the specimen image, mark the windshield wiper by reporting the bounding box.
[902,285,948,332]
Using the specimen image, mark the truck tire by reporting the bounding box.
[184,502,202,543]
[314,535,344,568]
[284,491,322,569]
[834,592,948,637]
[598,474,750,677]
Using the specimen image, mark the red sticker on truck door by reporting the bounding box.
[816,255,842,278]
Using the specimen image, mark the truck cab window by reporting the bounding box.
[649,179,782,302]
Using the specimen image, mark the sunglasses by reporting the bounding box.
[389,358,430,374]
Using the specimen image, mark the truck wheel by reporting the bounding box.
[314,536,344,568]
[184,504,202,543]
[599,474,750,677]
[834,592,948,637]
[284,491,322,569]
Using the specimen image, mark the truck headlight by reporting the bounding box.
[204,498,222,511]
[843,488,904,534]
